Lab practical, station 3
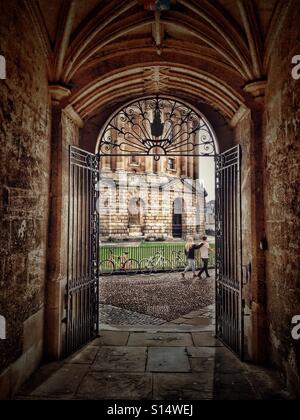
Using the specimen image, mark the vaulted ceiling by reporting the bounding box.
[25,0,289,122]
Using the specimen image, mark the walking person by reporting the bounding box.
[182,237,203,279]
[198,236,212,279]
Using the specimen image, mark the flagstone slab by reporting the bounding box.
[147,347,190,372]
[92,331,130,346]
[76,372,152,400]
[213,372,257,400]
[214,347,247,374]
[66,345,99,364]
[92,346,147,372]
[182,311,205,319]
[177,317,212,326]
[189,358,215,373]
[28,365,89,398]
[187,347,216,358]
[192,332,223,347]
[153,373,213,400]
[127,332,193,347]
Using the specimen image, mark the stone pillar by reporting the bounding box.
[193,132,200,180]
[145,155,153,173]
[236,80,267,364]
[45,85,83,361]
[248,107,267,364]
[181,122,190,177]
[101,154,112,172]
[157,156,165,174]
[176,155,182,177]
[116,154,125,171]
[188,133,195,179]
[181,155,188,177]
[100,128,112,172]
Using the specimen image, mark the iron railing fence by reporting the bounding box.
[99,243,215,275]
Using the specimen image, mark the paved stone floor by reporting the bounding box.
[16,306,290,400]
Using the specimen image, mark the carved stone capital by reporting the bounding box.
[49,84,71,105]
[243,80,267,104]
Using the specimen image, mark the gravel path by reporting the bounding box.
[99,271,214,322]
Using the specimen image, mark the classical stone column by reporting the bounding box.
[181,155,188,178]
[101,153,112,172]
[145,155,153,173]
[193,132,200,180]
[180,122,190,177]
[188,133,195,179]
[157,156,165,175]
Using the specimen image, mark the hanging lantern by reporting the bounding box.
[143,0,171,11]
[151,102,164,138]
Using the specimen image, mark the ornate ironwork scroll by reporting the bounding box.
[98,97,216,159]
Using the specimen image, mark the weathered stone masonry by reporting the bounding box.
[0,1,51,398]
[263,5,300,393]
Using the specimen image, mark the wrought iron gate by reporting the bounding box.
[64,97,243,359]
[65,146,100,356]
[215,145,243,358]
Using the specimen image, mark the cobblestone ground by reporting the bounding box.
[99,271,214,324]
[99,304,165,326]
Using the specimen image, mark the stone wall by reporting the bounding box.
[0,1,50,399]
[263,4,300,395]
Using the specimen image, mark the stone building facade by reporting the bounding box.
[205,200,215,234]
[99,155,206,240]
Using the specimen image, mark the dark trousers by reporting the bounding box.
[199,258,209,277]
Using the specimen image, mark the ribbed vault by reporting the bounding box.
[25,0,289,122]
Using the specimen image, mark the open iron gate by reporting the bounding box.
[215,145,244,358]
[65,142,243,358]
[65,146,100,356]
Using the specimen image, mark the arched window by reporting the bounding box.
[96,96,218,159]
[173,198,184,238]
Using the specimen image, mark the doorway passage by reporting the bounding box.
[66,97,243,362]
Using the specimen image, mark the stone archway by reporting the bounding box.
[2,0,300,401]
